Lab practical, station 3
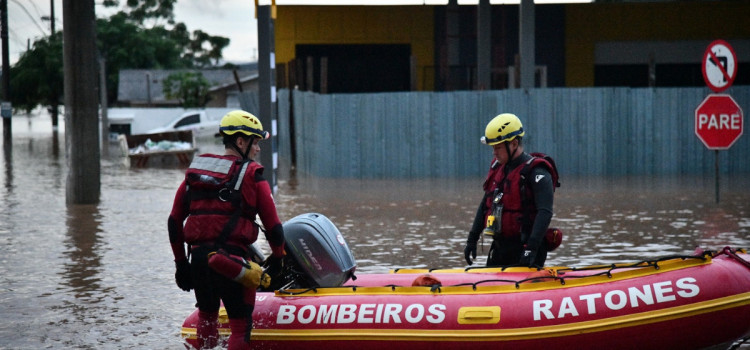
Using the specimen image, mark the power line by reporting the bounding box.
[8,27,30,48]
[9,0,48,36]
[21,0,44,19]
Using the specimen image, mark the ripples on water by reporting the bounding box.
[0,113,748,348]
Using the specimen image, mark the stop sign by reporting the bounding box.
[695,94,743,149]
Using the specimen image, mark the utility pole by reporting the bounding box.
[49,0,59,128]
[1,0,11,144]
[50,0,55,34]
[63,0,100,204]
[476,0,491,90]
[42,0,59,128]
[99,56,108,157]
[519,0,535,90]
[257,0,278,194]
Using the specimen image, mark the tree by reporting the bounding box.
[162,71,211,107]
[9,32,64,114]
[10,0,231,111]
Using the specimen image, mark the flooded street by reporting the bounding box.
[1,112,749,349]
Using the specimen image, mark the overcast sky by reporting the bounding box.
[7,0,259,65]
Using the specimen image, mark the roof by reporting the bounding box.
[117,69,257,104]
[209,72,260,93]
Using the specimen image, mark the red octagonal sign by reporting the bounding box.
[695,94,743,150]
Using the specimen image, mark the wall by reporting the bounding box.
[275,5,435,91]
[565,2,750,87]
[275,86,750,178]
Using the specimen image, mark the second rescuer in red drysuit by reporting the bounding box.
[464,113,559,268]
[168,110,285,349]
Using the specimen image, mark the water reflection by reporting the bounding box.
[61,205,104,300]
[272,172,750,272]
[52,129,60,159]
[3,137,11,191]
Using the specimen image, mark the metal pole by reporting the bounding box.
[100,57,108,157]
[258,3,278,194]
[1,0,11,142]
[50,0,55,34]
[519,0,535,89]
[49,0,58,128]
[714,150,719,204]
[476,0,491,90]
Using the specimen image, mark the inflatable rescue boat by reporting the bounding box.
[181,213,750,350]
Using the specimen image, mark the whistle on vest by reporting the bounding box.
[483,193,503,237]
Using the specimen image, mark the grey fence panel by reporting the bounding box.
[281,87,750,178]
[728,87,750,174]
[276,89,291,164]
[238,92,259,116]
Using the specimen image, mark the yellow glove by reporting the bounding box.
[236,260,266,289]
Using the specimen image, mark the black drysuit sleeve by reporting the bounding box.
[468,192,491,243]
[525,166,554,251]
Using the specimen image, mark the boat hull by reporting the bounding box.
[181,248,750,349]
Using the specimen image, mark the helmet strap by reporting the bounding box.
[230,136,252,160]
[505,142,514,162]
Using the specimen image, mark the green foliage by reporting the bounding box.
[162,71,212,108]
[10,0,231,111]
[9,33,64,113]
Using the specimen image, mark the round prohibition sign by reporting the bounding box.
[702,40,737,93]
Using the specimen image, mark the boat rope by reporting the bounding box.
[456,254,712,290]
[278,287,318,295]
[280,251,742,295]
[715,246,750,271]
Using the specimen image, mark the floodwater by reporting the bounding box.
[1,111,749,349]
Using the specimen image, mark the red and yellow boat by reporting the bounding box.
[181,214,750,350]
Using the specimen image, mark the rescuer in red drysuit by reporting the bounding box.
[168,110,285,349]
[464,113,558,268]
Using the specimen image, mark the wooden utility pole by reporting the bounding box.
[63,0,100,204]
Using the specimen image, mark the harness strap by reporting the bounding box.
[216,161,252,247]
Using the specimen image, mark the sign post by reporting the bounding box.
[697,40,742,203]
[695,94,744,203]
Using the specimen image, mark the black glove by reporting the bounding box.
[518,249,537,268]
[464,239,478,265]
[175,259,193,292]
[264,255,284,279]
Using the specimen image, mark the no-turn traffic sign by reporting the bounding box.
[695,94,743,149]
[702,40,737,93]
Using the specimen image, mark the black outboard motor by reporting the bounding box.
[264,213,357,290]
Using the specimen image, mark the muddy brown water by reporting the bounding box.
[1,113,748,348]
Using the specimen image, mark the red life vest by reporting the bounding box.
[182,154,263,248]
[482,155,557,239]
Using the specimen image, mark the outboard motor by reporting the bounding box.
[265,213,357,290]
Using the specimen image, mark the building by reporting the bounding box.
[270,1,750,93]
[116,68,258,107]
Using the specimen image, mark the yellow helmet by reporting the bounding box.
[481,113,525,145]
[219,110,270,139]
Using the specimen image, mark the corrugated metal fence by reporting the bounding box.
[270,87,749,178]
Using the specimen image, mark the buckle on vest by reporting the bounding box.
[218,188,232,202]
